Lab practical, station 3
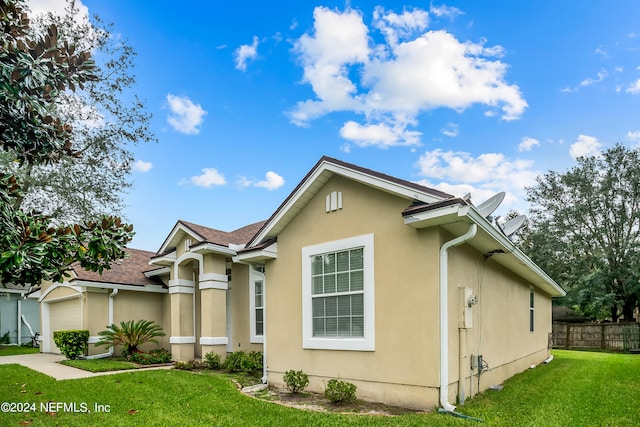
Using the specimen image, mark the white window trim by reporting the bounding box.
[529,287,535,333]
[249,267,265,344]
[302,233,375,351]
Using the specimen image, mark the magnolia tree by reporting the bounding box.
[0,0,134,287]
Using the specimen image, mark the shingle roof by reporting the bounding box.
[177,220,266,247]
[71,248,163,287]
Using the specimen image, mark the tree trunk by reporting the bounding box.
[611,305,619,323]
[622,300,636,323]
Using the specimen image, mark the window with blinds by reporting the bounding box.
[310,248,364,338]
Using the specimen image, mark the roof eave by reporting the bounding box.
[190,242,237,257]
[404,203,566,298]
[248,157,451,247]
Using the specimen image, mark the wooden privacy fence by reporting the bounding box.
[552,323,640,352]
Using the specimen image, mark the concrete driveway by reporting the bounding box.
[0,353,171,380]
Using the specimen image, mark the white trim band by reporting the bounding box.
[169,286,195,294]
[199,281,228,290]
[199,336,229,345]
[170,336,196,344]
[168,279,195,287]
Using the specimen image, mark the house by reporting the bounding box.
[0,285,40,345]
[39,248,169,355]
[40,156,565,410]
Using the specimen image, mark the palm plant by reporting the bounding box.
[96,320,165,356]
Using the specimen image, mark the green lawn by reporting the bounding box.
[0,350,638,426]
[0,345,39,356]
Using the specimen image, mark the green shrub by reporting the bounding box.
[173,359,205,370]
[324,379,357,404]
[53,330,89,360]
[223,350,263,373]
[95,319,165,356]
[127,348,171,365]
[204,352,221,369]
[283,370,309,394]
[1,331,10,344]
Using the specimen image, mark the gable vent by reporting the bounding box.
[325,191,343,213]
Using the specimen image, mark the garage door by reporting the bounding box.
[48,298,82,354]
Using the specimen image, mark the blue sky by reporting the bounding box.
[29,1,640,251]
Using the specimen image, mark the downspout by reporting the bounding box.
[439,224,477,412]
[17,297,22,345]
[85,289,118,359]
[261,272,268,384]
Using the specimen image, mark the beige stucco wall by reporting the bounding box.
[265,175,555,410]
[228,263,263,352]
[266,175,443,409]
[81,288,168,356]
[447,234,553,403]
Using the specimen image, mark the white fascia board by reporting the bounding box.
[250,159,446,246]
[145,267,170,277]
[324,162,444,204]
[157,223,203,255]
[190,243,237,256]
[0,288,28,295]
[234,242,278,263]
[72,280,168,294]
[404,203,566,297]
[149,251,176,267]
[462,208,565,296]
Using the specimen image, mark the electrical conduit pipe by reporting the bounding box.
[85,289,118,359]
[439,224,477,412]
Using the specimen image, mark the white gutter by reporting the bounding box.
[17,298,22,345]
[85,289,118,359]
[439,223,477,412]
[261,269,268,384]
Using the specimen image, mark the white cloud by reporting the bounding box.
[289,6,527,148]
[234,36,259,72]
[625,130,640,143]
[569,135,602,159]
[518,136,540,152]
[373,6,429,47]
[238,171,285,190]
[190,168,226,188]
[415,148,539,212]
[339,121,421,148]
[579,70,607,87]
[133,160,153,173]
[166,94,207,135]
[441,122,459,137]
[27,0,89,21]
[626,79,640,94]
[429,3,463,20]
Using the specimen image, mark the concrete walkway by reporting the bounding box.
[0,353,172,380]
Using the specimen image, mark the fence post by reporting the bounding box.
[565,323,571,349]
[601,324,605,350]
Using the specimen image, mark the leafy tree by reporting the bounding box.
[1,0,154,223]
[0,0,134,286]
[524,144,640,322]
[95,320,165,356]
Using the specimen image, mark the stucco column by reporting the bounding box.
[199,254,228,359]
[169,262,196,361]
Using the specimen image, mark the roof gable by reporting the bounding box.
[247,156,453,247]
[156,219,267,255]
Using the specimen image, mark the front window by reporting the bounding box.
[249,266,265,343]
[311,248,364,337]
[529,287,535,333]
[254,281,264,336]
[302,234,375,351]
